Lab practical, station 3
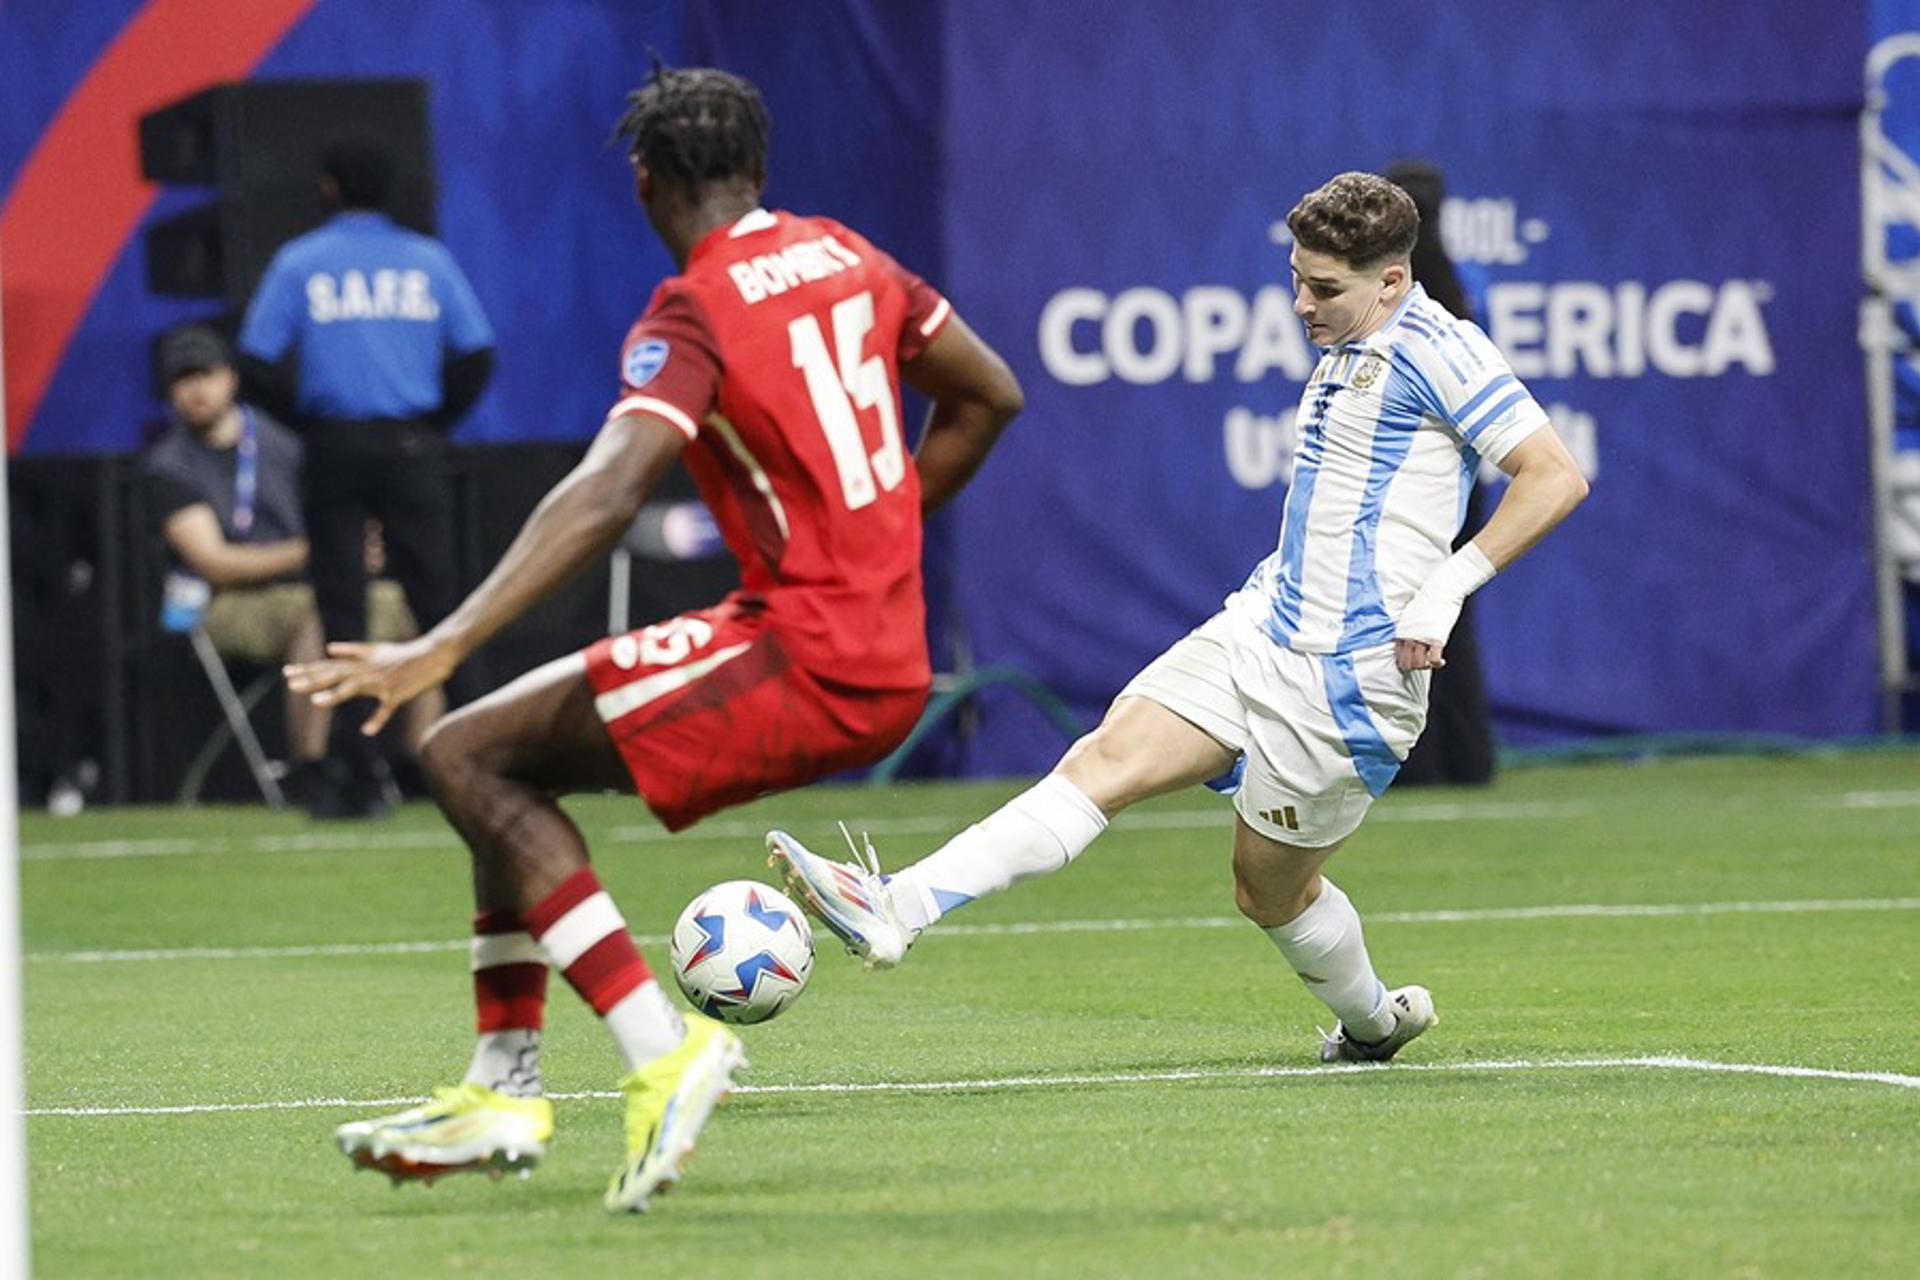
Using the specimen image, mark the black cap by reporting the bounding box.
[158,326,231,386]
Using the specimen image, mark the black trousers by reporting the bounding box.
[1399,483,1497,787]
[300,420,479,709]
[1397,597,1496,786]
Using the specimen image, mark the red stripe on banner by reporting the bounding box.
[563,933,652,1015]
[474,963,549,1033]
[0,0,319,451]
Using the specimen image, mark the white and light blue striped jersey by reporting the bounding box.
[1231,283,1548,655]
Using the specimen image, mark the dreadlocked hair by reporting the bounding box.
[613,60,770,186]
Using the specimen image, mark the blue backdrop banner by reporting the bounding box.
[2,1,1881,762]
[925,1,1874,769]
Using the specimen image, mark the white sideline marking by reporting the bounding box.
[29,782,1920,862]
[22,1055,1920,1117]
[19,800,1596,862]
[32,941,472,963]
[1368,897,1920,923]
[610,799,1595,843]
[1366,800,1593,825]
[26,897,1920,965]
[20,830,464,861]
[936,898,1920,936]
[1835,790,1920,809]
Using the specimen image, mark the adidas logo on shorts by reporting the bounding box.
[1257,805,1301,832]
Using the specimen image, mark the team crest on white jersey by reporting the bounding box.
[624,339,669,388]
[1352,353,1385,390]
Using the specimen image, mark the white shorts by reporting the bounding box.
[1119,607,1429,847]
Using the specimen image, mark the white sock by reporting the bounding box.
[464,1029,543,1097]
[1262,879,1395,1042]
[886,773,1108,933]
[603,980,687,1071]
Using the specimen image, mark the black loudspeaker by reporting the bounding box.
[139,79,436,306]
[8,458,137,807]
[143,204,227,298]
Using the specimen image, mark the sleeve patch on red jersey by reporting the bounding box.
[623,339,670,389]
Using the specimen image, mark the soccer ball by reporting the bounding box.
[669,880,815,1025]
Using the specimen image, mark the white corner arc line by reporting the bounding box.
[26,897,1920,965]
[22,1056,1920,1116]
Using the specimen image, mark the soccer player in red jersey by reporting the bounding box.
[289,64,1022,1213]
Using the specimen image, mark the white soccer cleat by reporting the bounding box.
[1319,985,1439,1063]
[335,1084,553,1185]
[765,827,912,969]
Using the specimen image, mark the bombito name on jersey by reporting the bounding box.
[726,235,865,304]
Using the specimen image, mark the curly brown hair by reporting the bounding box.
[1287,172,1419,268]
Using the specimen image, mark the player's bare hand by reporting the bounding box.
[285,637,459,736]
[1395,638,1447,672]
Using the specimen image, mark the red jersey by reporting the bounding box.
[607,209,952,692]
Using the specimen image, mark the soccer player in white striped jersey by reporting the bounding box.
[770,172,1589,1063]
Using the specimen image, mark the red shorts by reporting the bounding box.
[582,602,927,831]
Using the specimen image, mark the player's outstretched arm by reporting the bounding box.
[1395,426,1589,672]
[286,410,686,733]
[904,312,1023,515]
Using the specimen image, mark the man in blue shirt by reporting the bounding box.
[238,137,494,812]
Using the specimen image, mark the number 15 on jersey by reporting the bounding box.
[789,290,906,511]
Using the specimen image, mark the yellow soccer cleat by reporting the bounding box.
[334,1083,554,1185]
[604,1013,748,1213]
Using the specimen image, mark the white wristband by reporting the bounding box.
[1396,544,1496,647]
[1433,543,1497,599]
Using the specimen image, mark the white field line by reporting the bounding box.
[26,897,1920,965]
[21,786,1920,864]
[17,800,1597,863]
[22,1055,1920,1118]
[30,940,473,963]
[1835,790,1920,809]
[19,830,464,861]
[611,799,1595,843]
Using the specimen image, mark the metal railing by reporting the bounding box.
[1860,33,1920,729]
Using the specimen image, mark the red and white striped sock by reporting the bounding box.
[463,909,548,1097]
[526,868,685,1071]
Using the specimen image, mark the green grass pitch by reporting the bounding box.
[18,750,1920,1277]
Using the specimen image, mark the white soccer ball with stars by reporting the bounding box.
[670,880,815,1025]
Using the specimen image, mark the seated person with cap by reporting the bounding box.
[142,325,440,816]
